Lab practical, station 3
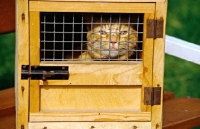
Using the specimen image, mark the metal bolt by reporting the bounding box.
[43,127,47,129]
[133,125,137,129]
[42,76,47,81]
[22,65,26,69]
[90,126,95,129]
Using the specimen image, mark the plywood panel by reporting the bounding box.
[40,85,141,110]
[38,63,143,85]
[29,1,155,13]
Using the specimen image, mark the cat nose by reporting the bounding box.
[110,41,117,48]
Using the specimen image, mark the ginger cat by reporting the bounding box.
[78,15,138,60]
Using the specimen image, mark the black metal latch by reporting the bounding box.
[21,65,69,81]
[144,87,161,106]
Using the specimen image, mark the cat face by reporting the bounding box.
[85,17,138,59]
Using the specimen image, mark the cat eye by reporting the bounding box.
[119,31,128,35]
[99,30,107,35]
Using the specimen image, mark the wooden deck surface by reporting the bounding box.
[0,0,15,34]
[0,88,200,129]
[0,88,15,129]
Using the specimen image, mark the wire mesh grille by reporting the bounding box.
[40,13,143,62]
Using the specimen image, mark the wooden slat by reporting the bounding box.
[29,122,151,129]
[29,1,155,13]
[16,0,29,128]
[30,112,150,122]
[0,88,15,118]
[30,11,40,113]
[151,1,167,129]
[30,0,165,2]
[38,63,143,85]
[140,13,155,113]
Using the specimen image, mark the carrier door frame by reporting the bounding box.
[29,0,155,123]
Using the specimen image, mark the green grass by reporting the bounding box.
[164,0,200,99]
[0,32,15,90]
[166,1,200,128]
[167,0,200,45]
[164,54,200,98]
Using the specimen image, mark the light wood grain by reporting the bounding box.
[30,0,165,2]
[151,1,167,129]
[16,0,29,128]
[17,0,167,128]
[29,1,155,13]
[40,85,141,110]
[4,87,200,129]
[140,13,155,113]
[38,63,143,85]
[29,122,151,129]
[30,11,40,113]
[30,111,150,121]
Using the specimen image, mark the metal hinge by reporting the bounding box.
[144,87,161,105]
[21,65,69,81]
[147,19,164,38]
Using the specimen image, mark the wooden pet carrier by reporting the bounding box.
[16,0,167,128]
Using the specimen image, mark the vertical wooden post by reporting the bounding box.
[152,0,167,129]
[29,11,40,113]
[15,0,29,128]
[141,13,155,113]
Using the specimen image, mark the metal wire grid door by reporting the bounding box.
[40,13,143,62]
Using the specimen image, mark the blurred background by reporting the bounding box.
[165,0,200,98]
[0,1,200,97]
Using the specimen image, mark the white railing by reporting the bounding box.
[165,35,200,65]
